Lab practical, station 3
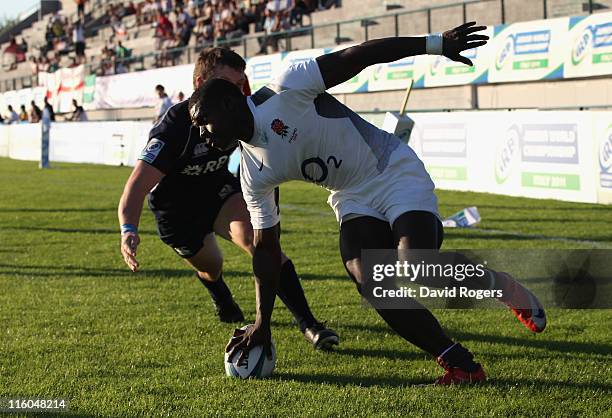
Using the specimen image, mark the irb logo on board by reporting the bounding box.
[495,126,520,184]
[600,124,612,189]
[572,28,593,65]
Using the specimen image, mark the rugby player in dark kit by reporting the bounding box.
[117,48,339,350]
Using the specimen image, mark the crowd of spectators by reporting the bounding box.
[2,0,341,76]
[0,97,87,124]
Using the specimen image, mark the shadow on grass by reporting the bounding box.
[0,263,258,281]
[331,347,426,362]
[274,371,612,391]
[273,371,430,387]
[1,226,158,236]
[450,330,612,356]
[320,322,612,357]
[299,273,348,282]
[0,207,116,213]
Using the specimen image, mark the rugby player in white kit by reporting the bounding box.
[190,22,547,384]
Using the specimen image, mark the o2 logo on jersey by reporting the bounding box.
[572,27,593,66]
[301,155,342,184]
[495,35,514,71]
[494,125,520,184]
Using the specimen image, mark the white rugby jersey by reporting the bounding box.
[240,58,435,229]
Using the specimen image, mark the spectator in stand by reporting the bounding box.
[3,37,19,70]
[19,105,29,122]
[154,10,174,67]
[67,99,88,121]
[48,54,60,73]
[73,19,86,64]
[194,18,214,46]
[261,0,294,53]
[178,91,185,102]
[6,106,19,124]
[30,101,43,123]
[154,84,173,123]
[115,41,131,72]
[318,0,340,9]
[38,56,50,72]
[44,97,56,122]
[19,38,28,56]
[75,0,87,21]
[29,57,39,76]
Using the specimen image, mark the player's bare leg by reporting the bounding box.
[391,211,485,384]
[214,193,339,349]
[339,214,484,384]
[187,233,245,323]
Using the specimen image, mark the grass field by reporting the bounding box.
[0,157,611,417]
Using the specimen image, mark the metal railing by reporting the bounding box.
[0,0,602,93]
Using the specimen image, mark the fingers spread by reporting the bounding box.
[465,34,489,42]
[455,21,477,31]
[462,25,488,36]
[226,339,246,361]
[462,41,488,51]
[454,54,473,66]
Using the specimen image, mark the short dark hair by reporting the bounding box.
[193,47,246,89]
[188,78,243,126]
[155,84,164,91]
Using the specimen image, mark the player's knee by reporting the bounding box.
[190,254,224,281]
[231,222,254,252]
[196,263,223,282]
[345,258,365,294]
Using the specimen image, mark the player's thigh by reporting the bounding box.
[339,215,394,290]
[213,192,254,255]
[391,210,443,250]
[186,232,224,277]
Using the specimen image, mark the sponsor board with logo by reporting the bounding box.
[594,113,612,204]
[408,116,471,190]
[410,111,601,204]
[488,17,567,83]
[565,13,612,79]
[245,54,284,92]
[369,55,427,92]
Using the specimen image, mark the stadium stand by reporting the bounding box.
[1,0,611,120]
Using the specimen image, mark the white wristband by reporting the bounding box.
[426,33,443,55]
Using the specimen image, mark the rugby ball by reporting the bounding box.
[224,325,276,379]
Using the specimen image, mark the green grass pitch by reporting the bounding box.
[0,157,610,416]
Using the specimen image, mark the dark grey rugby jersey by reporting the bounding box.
[139,100,236,179]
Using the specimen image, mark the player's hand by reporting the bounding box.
[120,231,140,272]
[442,21,489,66]
[225,323,273,365]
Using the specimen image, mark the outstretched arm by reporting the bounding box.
[226,224,281,362]
[118,161,164,271]
[316,22,488,90]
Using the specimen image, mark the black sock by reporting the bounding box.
[197,272,233,305]
[439,343,480,373]
[277,260,317,332]
[375,302,454,356]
